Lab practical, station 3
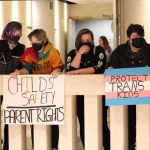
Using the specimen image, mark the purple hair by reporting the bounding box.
[1,21,22,40]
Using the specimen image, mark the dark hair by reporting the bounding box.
[28,29,49,44]
[75,28,94,50]
[127,24,144,38]
[1,21,22,40]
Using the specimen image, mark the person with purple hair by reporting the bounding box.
[0,21,25,150]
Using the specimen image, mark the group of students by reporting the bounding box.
[0,21,150,150]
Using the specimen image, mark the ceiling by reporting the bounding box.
[67,0,113,4]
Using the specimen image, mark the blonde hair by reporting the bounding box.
[28,29,49,44]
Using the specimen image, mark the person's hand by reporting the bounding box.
[65,70,79,75]
[10,70,21,79]
[108,66,113,69]
[51,70,61,78]
[78,45,90,55]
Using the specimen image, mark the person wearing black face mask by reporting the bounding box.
[66,29,109,150]
[8,35,21,45]
[11,29,64,150]
[79,41,94,49]
[108,24,150,68]
[0,21,25,150]
[78,42,94,63]
[32,43,43,52]
[108,24,150,150]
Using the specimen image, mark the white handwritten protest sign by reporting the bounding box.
[3,75,64,124]
[105,67,150,106]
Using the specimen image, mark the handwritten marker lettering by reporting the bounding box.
[3,75,64,125]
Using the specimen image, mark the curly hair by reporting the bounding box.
[127,24,144,38]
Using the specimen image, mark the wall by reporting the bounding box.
[0,0,68,62]
[118,0,150,44]
[32,0,54,45]
[68,3,113,20]
[67,19,76,51]
[0,1,52,46]
[32,0,68,62]
[53,0,68,62]
[0,1,31,46]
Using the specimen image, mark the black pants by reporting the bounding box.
[3,125,9,150]
[3,125,59,150]
[128,105,136,148]
[77,96,85,146]
[102,96,110,150]
[1,95,9,150]
[77,95,110,149]
[31,125,59,149]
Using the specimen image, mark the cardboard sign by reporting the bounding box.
[105,67,150,106]
[3,75,64,124]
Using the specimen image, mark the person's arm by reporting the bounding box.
[18,68,29,74]
[66,46,107,75]
[92,46,107,74]
[66,50,77,72]
[70,51,82,69]
[70,45,90,69]
[10,68,29,78]
[10,48,32,78]
[51,68,62,77]
[66,67,94,74]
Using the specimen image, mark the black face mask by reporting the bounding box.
[8,35,20,45]
[79,42,94,62]
[132,38,145,48]
[79,42,94,49]
[32,43,43,52]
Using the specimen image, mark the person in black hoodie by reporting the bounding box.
[66,28,110,150]
[0,21,25,150]
[108,24,150,150]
